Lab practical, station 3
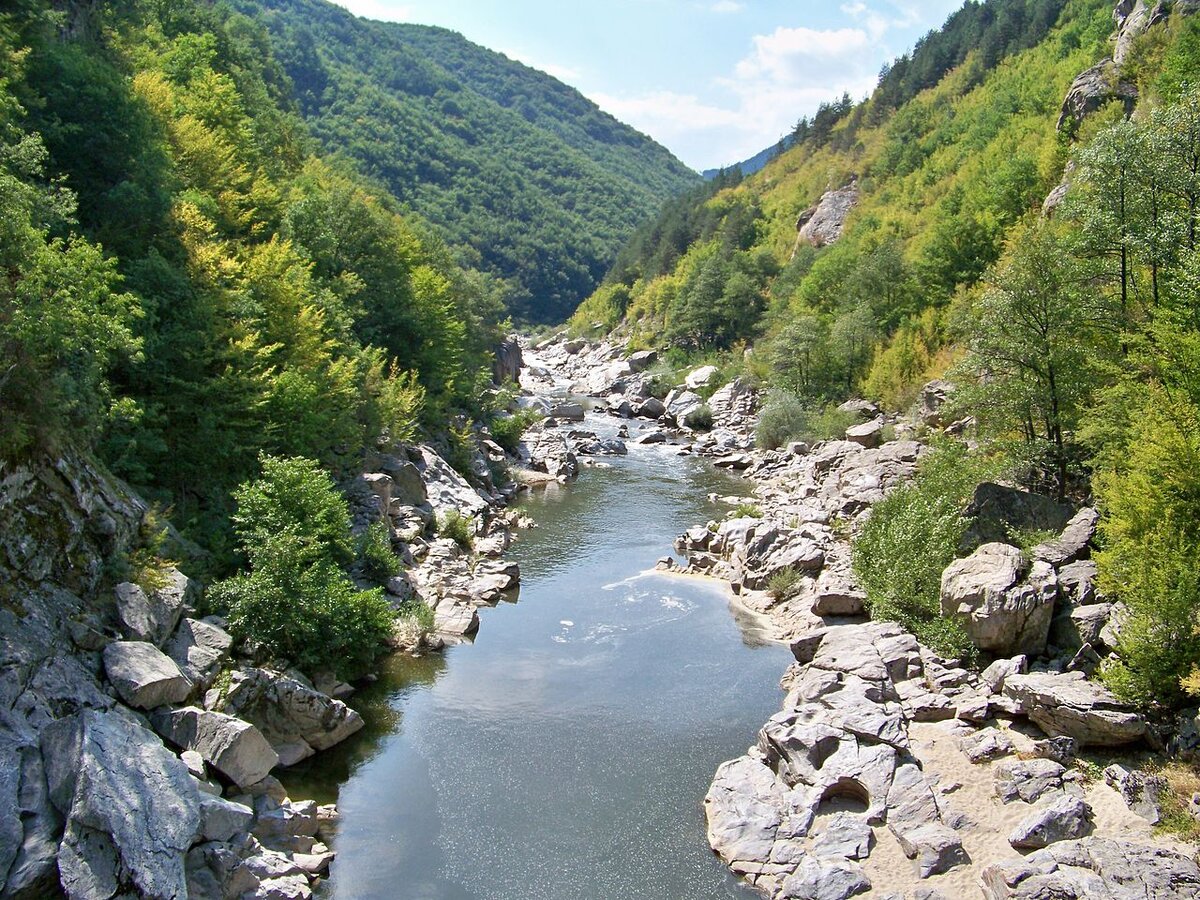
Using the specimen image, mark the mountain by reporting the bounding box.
[235,0,700,323]
[702,139,790,181]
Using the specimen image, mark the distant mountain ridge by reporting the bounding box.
[237,0,700,323]
[702,139,791,181]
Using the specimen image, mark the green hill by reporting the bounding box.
[235,0,700,323]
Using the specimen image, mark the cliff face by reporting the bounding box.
[1,450,150,896]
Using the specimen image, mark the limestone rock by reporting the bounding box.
[919,381,955,426]
[221,668,364,765]
[796,182,859,249]
[102,641,192,710]
[812,813,872,860]
[705,756,788,872]
[115,568,196,646]
[940,543,1057,656]
[635,397,666,419]
[151,707,279,788]
[42,708,201,900]
[199,796,254,843]
[959,727,1015,764]
[1058,60,1138,133]
[627,349,657,372]
[1009,795,1093,849]
[1003,672,1146,746]
[981,837,1200,899]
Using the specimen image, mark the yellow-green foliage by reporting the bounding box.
[577,0,1114,407]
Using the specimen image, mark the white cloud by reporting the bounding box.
[710,1,745,13]
[500,48,584,84]
[335,0,414,22]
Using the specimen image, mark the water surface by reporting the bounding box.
[283,428,791,899]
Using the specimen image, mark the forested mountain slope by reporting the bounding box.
[574,0,1200,712]
[235,0,700,323]
[0,0,508,561]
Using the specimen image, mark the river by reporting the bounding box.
[281,419,792,899]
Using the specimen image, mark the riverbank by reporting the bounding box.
[530,334,1200,899]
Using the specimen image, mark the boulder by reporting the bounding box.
[1104,764,1167,824]
[491,336,522,385]
[813,812,872,860]
[959,483,1076,554]
[1008,795,1093,849]
[704,756,788,872]
[959,727,1015,764]
[198,795,254,843]
[151,707,279,788]
[940,543,1058,656]
[796,181,859,249]
[844,418,883,449]
[981,837,1200,899]
[1003,672,1146,746]
[779,855,871,899]
[837,399,880,420]
[115,568,196,646]
[378,455,427,507]
[1033,508,1099,567]
[102,640,193,709]
[166,618,233,687]
[663,389,704,425]
[685,365,719,390]
[41,708,201,900]
[221,668,365,764]
[1058,60,1139,133]
[627,349,658,372]
[890,822,968,878]
[548,401,585,422]
[1058,560,1100,605]
[1050,602,1113,653]
[414,446,490,518]
[919,380,955,426]
[994,758,1068,805]
[635,397,666,419]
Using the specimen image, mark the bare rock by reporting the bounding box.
[779,855,870,899]
[796,182,859,249]
[958,483,1075,555]
[940,543,1057,656]
[890,822,968,878]
[1104,764,1167,824]
[959,727,1015,764]
[115,569,196,647]
[1009,795,1093,849]
[994,758,1068,804]
[844,418,883,450]
[166,618,233,688]
[1033,508,1099,567]
[102,641,192,710]
[1003,672,1146,746]
[151,707,279,789]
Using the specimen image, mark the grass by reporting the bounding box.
[1152,761,1200,842]
[438,509,475,551]
[733,503,763,519]
[768,566,802,602]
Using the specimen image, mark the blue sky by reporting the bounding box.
[331,1,966,171]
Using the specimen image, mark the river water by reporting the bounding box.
[282,424,792,899]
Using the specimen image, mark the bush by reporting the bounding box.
[213,532,395,679]
[358,519,400,582]
[395,596,435,633]
[212,455,395,678]
[684,403,714,430]
[490,408,542,453]
[768,567,802,602]
[733,503,762,519]
[755,392,863,450]
[438,509,475,550]
[851,442,1000,659]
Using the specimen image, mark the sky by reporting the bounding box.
[329,0,966,172]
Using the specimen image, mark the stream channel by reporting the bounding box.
[282,412,792,899]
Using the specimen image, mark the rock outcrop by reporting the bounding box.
[940,544,1058,656]
[796,181,859,249]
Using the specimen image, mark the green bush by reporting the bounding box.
[438,509,475,550]
[755,392,863,450]
[395,596,436,634]
[213,455,394,678]
[851,442,1000,659]
[768,567,802,602]
[684,403,714,431]
[490,408,542,454]
[358,519,400,582]
[733,503,763,519]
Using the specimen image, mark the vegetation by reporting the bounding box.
[438,509,475,551]
[852,443,1000,658]
[211,456,395,679]
[767,567,802,603]
[755,393,859,450]
[358,519,402,582]
[237,0,699,323]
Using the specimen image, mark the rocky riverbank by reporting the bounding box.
[0,426,534,899]
[529,334,1200,899]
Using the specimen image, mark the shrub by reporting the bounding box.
[212,532,395,679]
[395,596,435,634]
[684,403,714,430]
[490,408,542,453]
[756,391,809,449]
[733,503,762,519]
[438,509,475,550]
[851,442,1000,659]
[212,455,395,678]
[768,567,802,602]
[358,519,400,582]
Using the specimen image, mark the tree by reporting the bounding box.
[956,221,1119,497]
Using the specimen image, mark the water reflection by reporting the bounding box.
[280,424,790,899]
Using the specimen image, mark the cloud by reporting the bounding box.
[710,1,744,13]
[500,48,584,84]
[335,0,414,22]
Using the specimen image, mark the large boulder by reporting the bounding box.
[1058,60,1138,133]
[844,418,883,449]
[115,568,197,647]
[221,668,364,766]
[1008,795,1093,849]
[414,446,490,518]
[685,365,719,390]
[940,543,1058,656]
[151,707,279,788]
[491,336,522,385]
[959,483,1076,554]
[796,181,859,248]
[1002,672,1146,746]
[1033,508,1099,567]
[981,837,1200,899]
[41,708,201,899]
[166,618,233,687]
[918,380,955,426]
[663,389,704,426]
[627,349,658,373]
[103,641,193,709]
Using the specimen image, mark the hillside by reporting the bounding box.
[235,0,700,323]
[573,0,1200,712]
